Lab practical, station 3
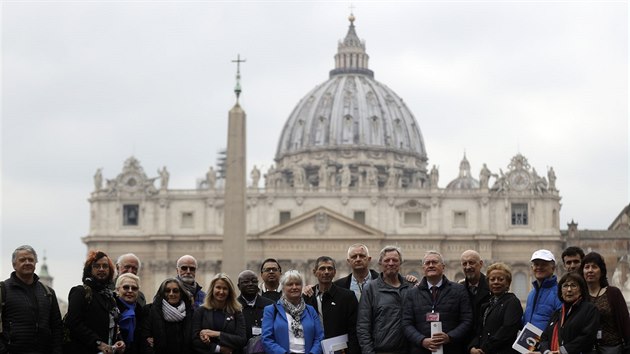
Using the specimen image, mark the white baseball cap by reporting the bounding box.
[531,249,556,262]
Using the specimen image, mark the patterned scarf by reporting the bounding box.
[282,297,306,338]
[162,299,187,322]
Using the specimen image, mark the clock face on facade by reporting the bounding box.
[122,173,142,191]
[508,170,530,191]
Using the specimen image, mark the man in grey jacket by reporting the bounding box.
[357,245,412,354]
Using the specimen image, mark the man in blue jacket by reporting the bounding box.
[522,249,562,331]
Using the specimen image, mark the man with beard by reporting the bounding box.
[237,270,273,340]
[402,251,472,354]
[113,253,146,306]
[304,256,359,354]
[357,246,412,354]
[65,250,126,354]
[176,255,206,309]
[458,250,490,342]
[0,245,63,354]
[259,258,282,301]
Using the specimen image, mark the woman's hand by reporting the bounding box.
[200,329,221,343]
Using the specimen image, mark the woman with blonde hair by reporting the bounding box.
[115,273,144,354]
[192,273,247,354]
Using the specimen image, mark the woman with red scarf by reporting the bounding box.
[539,272,599,354]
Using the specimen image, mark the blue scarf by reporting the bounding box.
[118,300,136,344]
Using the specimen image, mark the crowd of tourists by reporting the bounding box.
[1,243,629,354]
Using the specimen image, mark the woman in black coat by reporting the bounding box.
[468,262,523,354]
[539,272,599,354]
[141,278,194,354]
[192,273,247,354]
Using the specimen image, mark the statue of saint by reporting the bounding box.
[159,166,169,189]
[479,163,491,189]
[93,168,103,191]
[430,165,439,188]
[251,165,261,188]
[341,164,351,188]
[548,167,557,191]
[206,166,216,189]
[293,166,304,188]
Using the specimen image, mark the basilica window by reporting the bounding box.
[403,211,422,225]
[511,203,528,225]
[181,212,194,228]
[279,211,291,224]
[453,211,467,228]
[123,204,139,226]
[353,211,366,224]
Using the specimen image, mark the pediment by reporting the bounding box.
[258,206,384,239]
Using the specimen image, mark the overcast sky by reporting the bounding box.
[1,1,628,300]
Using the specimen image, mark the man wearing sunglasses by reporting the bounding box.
[176,255,206,309]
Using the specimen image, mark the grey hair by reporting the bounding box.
[12,245,38,264]
[423,250,445,264]
[116,253,142,270]
[176,255,198,267]
[378,245,403,264]
[347,243,370,258]
[279,269,304,287]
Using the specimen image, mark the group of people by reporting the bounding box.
[2,243,629,354]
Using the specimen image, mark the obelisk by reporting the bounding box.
[222,54,247,279]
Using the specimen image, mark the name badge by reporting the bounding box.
[426,312,440,322]
[597,330,602,340]
[252,326,262,336]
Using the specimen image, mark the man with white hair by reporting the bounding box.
[459,250,490,342]
[176,255,206,309]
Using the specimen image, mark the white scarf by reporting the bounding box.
[161,299,186,322]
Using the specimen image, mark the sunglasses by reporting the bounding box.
[121,285,139,292]
[179,266,196,272]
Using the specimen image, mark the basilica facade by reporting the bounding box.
[83,16,562,300]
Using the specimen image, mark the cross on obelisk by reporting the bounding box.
[232,54,246,100]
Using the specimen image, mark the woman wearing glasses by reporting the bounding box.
[142,278,194,354]
[115,273,144,353]
[539,272,599,354]
[65,250,126,354]
[580,252,630,354]
[192,273,247,354]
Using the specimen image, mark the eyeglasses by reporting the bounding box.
[423,260,441,266]
[561,282,579,289]
[262,267,279,273]
[164,288,180,294]
[92,264,109,270]
[122,285,139,292]
[179,266,196,272]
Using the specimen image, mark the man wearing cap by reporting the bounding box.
[522,249,562,331]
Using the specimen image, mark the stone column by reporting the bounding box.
[222,103,247,279]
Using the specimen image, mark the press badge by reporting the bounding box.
[252,326,262,336]
[426,312,440,322]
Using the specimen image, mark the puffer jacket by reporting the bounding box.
[357,273,411,354]
[0,272,63,354]
[522,275,562,331]
[402,276,472,354]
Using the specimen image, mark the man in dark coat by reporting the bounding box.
[0,245,63,354]
[333,244,380,301]
[402,250,472,354]
[459,250,491,343]
[237,270,274,340]
[304,256,359,354]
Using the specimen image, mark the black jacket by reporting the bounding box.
[0,272,63,354]
[468,293,522,354]
[461,274,491,337]
[540,300,599,354]
[237,295,274,340]
[141,301,193,354]
[191,307,247,354]
[304,284,360,354]
[64,280,120,354]
[333,269,380,290]
[402,276,473,354]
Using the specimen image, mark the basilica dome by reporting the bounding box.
[272,16,428,189]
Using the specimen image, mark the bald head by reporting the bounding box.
[237,270,259,299]
[461,250,483,284]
